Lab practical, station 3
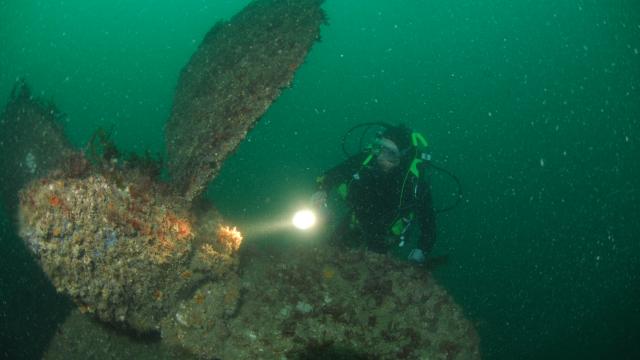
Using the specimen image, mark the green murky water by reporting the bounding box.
[1,1,639,359]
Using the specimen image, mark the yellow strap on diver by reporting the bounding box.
[409,158,423,178]
[411,132,428,147]
[408,132,428,177]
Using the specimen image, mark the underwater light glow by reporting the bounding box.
[292,209,316,230]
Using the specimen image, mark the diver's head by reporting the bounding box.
[374,124,413,172]
[374,137,401,172]
[375,125,412,172]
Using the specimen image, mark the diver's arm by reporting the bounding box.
[316,153,366,191]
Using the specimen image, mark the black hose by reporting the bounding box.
[426,161,464,213]
[341,122,392,157]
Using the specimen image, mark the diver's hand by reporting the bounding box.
[310,190,328,208]
[408,249,426,264]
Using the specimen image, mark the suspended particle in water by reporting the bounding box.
[540,158,545,167]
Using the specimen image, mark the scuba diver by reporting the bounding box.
[311,123,437,264]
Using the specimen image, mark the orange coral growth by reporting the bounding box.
[217,225,243,252]
[49,195,62,207]
[148,213,193,264]
[174,218,192,239]
[161,213,193,240]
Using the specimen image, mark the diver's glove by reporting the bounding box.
[310,190,328,208]
[408,249,426,264]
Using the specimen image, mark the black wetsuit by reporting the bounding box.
[317,152,437,254]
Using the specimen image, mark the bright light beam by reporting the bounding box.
[292,209,316,230]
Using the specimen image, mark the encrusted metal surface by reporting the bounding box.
[165,0,325,201]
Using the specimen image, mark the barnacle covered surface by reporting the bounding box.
[12,0,326,347]
[165,0,326,201]
[221,243,481,359]
[17,169,243,334]
[45,242,481,359]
